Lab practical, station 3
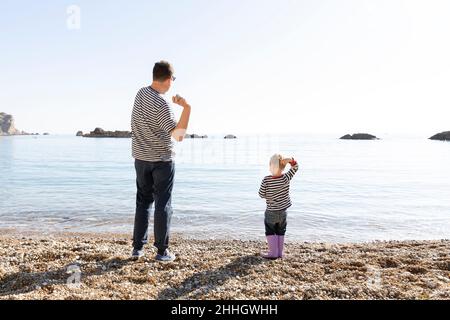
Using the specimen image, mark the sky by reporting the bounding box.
[1,0,449,136]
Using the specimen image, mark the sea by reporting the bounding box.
[1,133,449,243]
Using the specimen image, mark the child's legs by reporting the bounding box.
[275,210,287,235]
[264,210,278,236]
[265,209,287,236]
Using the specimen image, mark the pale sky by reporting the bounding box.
[1,0,449,136]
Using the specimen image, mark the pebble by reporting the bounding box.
[425,281,438,289]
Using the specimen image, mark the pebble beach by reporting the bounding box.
[0,231,448,300]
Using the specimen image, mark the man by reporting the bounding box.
[131,61,191,262]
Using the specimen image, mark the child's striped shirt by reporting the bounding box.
[259,160,299,211]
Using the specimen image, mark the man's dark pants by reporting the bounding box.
[132,159,175,255]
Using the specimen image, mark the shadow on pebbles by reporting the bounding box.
[0,232,448,300]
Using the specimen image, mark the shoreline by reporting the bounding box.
[0,231,448,300]
[0,227,447,245]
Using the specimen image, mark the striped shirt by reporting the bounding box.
[259,161,299,211]
[131,86,177,162]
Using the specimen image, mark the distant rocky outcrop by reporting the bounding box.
[429,131,450,141]
[0,112,28,135]
[340,133,379,140]
[184,133,208,139]
[76,131,83,137]
[81,127,131,138]
[224,134,237,139]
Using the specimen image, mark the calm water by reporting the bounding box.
[0,134,449,242]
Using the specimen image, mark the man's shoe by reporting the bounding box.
[155,249,176,262]
[131,248,144,259]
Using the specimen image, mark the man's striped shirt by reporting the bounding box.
[259,161,299,211]
[131,86,177,162]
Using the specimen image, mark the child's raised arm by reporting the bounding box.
[284,159,299,181]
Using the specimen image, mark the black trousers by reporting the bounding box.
[132,159,175,254]
[264,209,287,236]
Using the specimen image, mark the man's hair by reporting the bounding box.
[153,61,174,81]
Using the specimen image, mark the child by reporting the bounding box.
[258,154,299,259]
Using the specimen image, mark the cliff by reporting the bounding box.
[0,112,22,135]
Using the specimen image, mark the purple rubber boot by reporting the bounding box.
[278,235,285,258]
[261,235,279,259]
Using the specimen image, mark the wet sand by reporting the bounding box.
[0,230,448,300]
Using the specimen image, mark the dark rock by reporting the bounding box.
[93,127,105,135]
[340,133,379,140]
[0,112,21,135]
[224,134,237,139]
[184,133,208,139]
[76,131,83,137]
[83,128,131,138]
[43,133,50,136]
[429,131,450,141]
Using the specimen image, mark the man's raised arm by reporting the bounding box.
[171,95,191,142]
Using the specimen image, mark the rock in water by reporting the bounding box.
[224,134,237,139]
[0,112,21,135]
[93,127,105,135]
[76,131,83,137]
[340,133,378,140]
[83,128,131,138]
[429,131,450,141]
[184,133,208,139]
